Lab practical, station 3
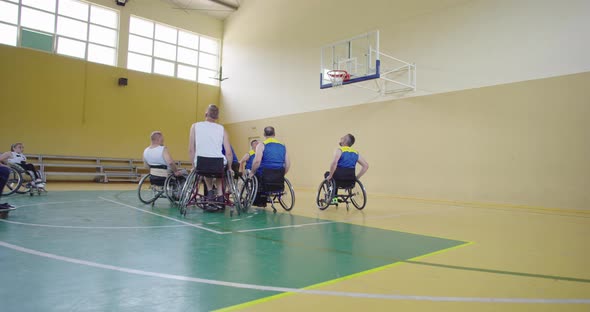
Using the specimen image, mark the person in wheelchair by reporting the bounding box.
[0,152,15,210]
[189,104,234,207]
[325,134,369,192]
[239,139,259,174]
[249,127,290,207]
[222,143,240,176]
[143,131,184,185]
[8,143,45,189]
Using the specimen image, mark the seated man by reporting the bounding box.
[239,140,259,174]
[8,143,44,188]
[189,104,233,205]
[325,134,369,189]
[249,127,290,206]
[143,131,183,185]
[0,152,15,210]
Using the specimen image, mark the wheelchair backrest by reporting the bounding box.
[260,167,285,192]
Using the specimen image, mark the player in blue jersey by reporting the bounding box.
[325,134,369,182]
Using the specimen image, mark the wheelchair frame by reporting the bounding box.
[246,172,295,213]
[316,177,367,210]
[137,171,186,206]
[178,169,242,216]
[1,164,46,196]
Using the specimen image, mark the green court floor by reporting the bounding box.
[0,190,466,311]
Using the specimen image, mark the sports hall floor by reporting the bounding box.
[0,182,589,311]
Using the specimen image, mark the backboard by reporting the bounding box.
[320,30,380,89]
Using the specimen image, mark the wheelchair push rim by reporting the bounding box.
[316,179,334,210]
[350,179,367,210]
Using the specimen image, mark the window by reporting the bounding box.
[128,16,220,86]
[0,0,118,66]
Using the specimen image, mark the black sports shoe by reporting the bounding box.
[0,203,15,211]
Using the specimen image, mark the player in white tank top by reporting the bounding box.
[143,131,181,175]
[143,145,167,167]
[188,104,234,199]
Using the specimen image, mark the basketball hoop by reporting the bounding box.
[327,70,350,87]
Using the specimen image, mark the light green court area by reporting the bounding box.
[0,190,465,311]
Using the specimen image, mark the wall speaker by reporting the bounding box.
[118,78,128,86]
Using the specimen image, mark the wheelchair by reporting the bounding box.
[178,157,241,216]
[1,164,47,196]
[246,167,295,213]
[316,168,366,210]
[137,165,187,206]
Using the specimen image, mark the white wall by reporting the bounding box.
[220,0,590,123]
[88,0,223,68]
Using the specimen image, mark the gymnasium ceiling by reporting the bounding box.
[161,0,242,20]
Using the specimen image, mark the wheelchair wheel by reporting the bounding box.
[226,171,241,215]
[165,174,186,205]
[350,179,367,210]
[239,175,258,212]
[316,179,334,210]
[178,170,198,214]
[1,166,22,196]
[137,174,164,204]
[279,178,295,211]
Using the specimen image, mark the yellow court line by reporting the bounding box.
[214,241,474,312]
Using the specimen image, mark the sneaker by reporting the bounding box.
[36,183,46,189]
[35,179,43,183]
[1,203,15,208]
[331,198,339,204]
[206,190,215,201]
[0,203,15,211]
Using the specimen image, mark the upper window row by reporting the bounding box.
[0,0,220,86]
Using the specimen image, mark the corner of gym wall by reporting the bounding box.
[0,45,218,160]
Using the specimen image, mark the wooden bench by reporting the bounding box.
[24,154,192,183]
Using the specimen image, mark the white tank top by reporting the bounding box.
[143,146,167,167]
[194,121,225,162]
[8,152,26,164]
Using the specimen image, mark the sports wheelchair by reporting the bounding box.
[178,157,241,216]
[137,165,187,206]
[1,164,46,196]
[316,168,366,210]
[241,167,295,213]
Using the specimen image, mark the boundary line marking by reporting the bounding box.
[1,241,588,305]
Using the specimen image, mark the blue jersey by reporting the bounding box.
[221,145,238,163]
[337,146,358,169]
[245,150,255,170]
[258,138,286,174]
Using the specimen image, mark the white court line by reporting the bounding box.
[237,221,336,233]
[14,200,104,209]
[0,241,587,304]
[99,197,230,235]
[0,219,189,230]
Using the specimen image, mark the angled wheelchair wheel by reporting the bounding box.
[226,171,241,216]
[239,175,258,212]
[279,178,295,211]
[178,170,198,214]
[137,174,164,204]
[165,174,186,205]
[2,166,22,196]
[316,179,334,210]
[350,179,367,210]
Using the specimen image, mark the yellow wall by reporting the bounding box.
[226,72,590,210]
[0,45,218,161]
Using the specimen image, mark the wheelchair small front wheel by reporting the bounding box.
[279,178,295,211]
[316,179,334,210]
[350,179,367,210]
[165,174,186,205]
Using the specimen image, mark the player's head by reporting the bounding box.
[150,131,163,145]
[250,139,259,149]
[205,104,219,120]
[264,126,275,137]
[339,134,355,147]
[11,143,23,152]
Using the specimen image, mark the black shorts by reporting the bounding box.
[196,156,224,176]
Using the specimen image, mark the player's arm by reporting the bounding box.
[223,130,233,171]
[239,153,249,173]
[356,155,369,179]
[162,147,179,174]
[326,148,342,180]
[284,149,290,174]
[249,143,265,177]
[0,151,12,163]
[188,124,196,167]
